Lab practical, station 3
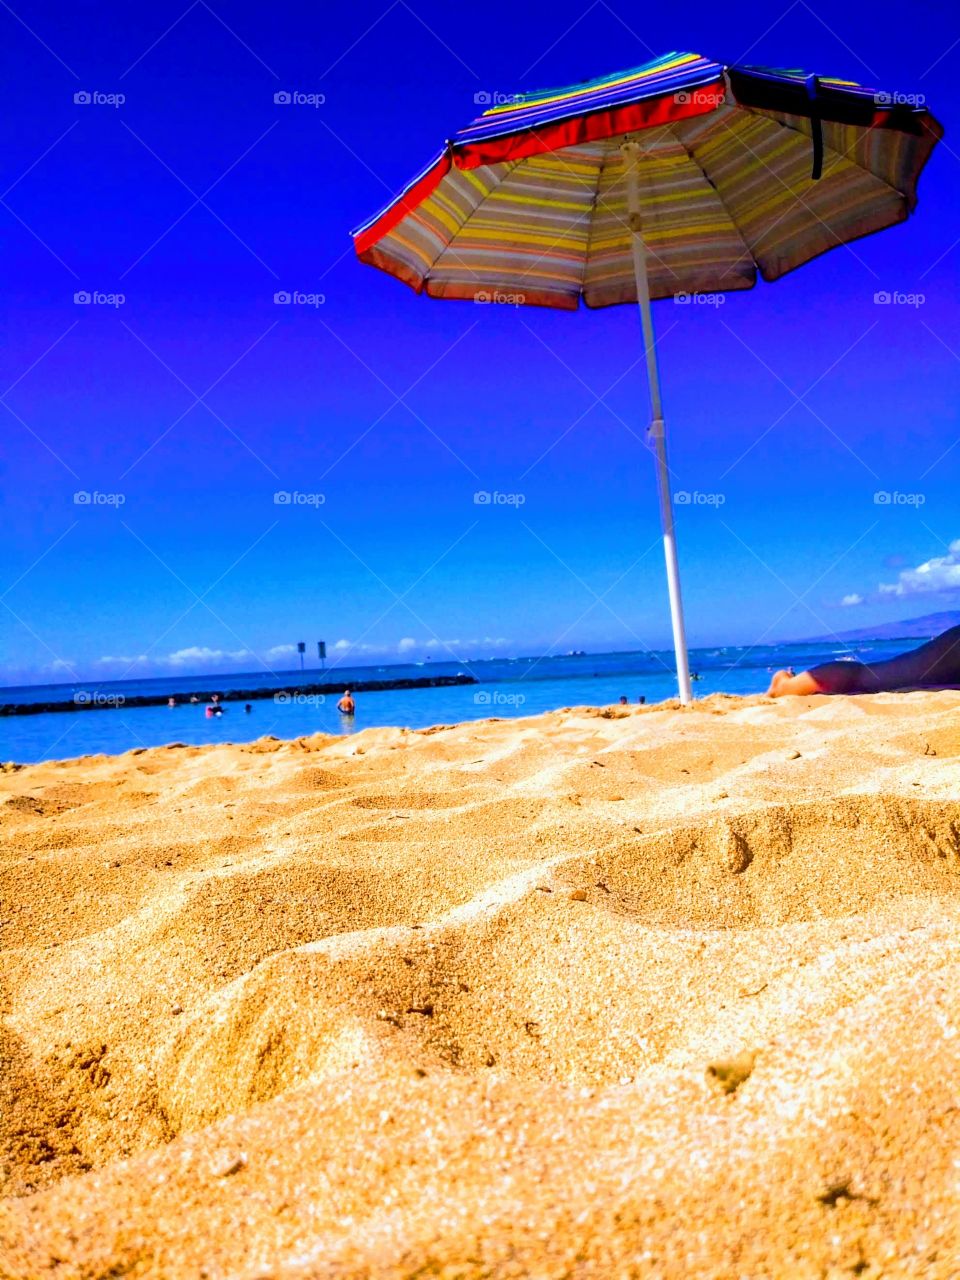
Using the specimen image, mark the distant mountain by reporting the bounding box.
[807,611,960,644]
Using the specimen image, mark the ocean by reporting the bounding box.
[0,639,910,764]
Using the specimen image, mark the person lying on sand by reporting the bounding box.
[767,624,960,696]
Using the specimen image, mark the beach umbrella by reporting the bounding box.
[351,52,942,702]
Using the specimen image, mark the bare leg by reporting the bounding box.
[767,625,960,697]
[767,662,876,696]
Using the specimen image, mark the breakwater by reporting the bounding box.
[1,674,478,716]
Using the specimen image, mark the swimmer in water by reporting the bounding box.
[768,624,960,696]
[337,690,356,715]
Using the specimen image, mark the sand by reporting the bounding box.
[2,691,960,1278]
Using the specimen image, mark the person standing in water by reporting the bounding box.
[768,624,960,696]
[337,689,356,715]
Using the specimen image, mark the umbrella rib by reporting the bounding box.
[710,110,903,278]
[420,158,537,289]
[578,148,605,300]
[422,156,591,293]
[427,150,597,304]
[517,130,678,301]
[665,119,756,289]
[428,126,680,306]
[819,117,936,248]
[754,107,911,202]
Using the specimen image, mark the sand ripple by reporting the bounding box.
[3,693,960,1277]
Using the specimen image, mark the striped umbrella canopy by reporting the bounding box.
[352,52,942,699]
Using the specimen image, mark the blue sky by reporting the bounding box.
[3,0,960,685]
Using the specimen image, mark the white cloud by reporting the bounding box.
[95,647,251,670]
[266,644,296,659]
[840,593,864,607]
[165,647,251,666]
[397,637,417,653]
[166,647,209,666]
[880,539,960,597]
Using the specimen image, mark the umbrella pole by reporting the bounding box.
[622,143,693,705]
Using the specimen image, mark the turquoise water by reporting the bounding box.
[0,640,908,764]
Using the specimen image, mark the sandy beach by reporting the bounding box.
[3,690,960,1277]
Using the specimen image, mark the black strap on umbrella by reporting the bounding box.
[805,73,823,180]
